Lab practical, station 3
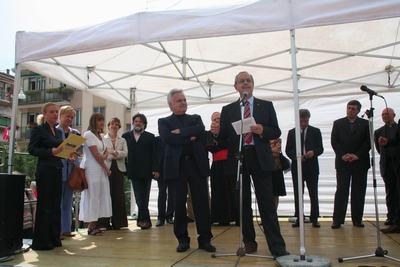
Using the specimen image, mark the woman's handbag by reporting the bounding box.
[69,166,88,192]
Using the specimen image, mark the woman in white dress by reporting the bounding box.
[79,113,112,235]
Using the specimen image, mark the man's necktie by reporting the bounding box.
[243,100,253,145]
[301,129,305,155]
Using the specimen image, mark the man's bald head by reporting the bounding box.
[382,107,396,125]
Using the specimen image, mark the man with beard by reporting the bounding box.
[122,113,159,230]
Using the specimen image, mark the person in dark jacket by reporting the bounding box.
[28,102,65,250]
[158,89,215,253]
[155,136,175,227]
[205,112,238,226]
[270,138,290,210]
[285,109,323,228]
[219,71,288,257]
[375,108,400,233]
[122,113,159,230]
[331,100,370,229]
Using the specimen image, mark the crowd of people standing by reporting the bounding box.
[27,71,400,256]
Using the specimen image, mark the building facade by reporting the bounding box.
[15,71,127,149]
[0,70,13,141]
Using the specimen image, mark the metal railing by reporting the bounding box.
[18,90,72,105]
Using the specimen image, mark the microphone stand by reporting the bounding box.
[212,98,273,266]
[338,92,400,264]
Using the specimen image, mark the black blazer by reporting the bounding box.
[28,122,63,169]
[331,117,370,170]
[158,113,210,181]
[122,130,158,179]
[285,125,324,176]
[204,130,236,176]
[374,123,400,177]
[219,97,281,172]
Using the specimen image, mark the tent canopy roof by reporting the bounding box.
[15,0,400,107]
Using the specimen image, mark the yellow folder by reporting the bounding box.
[55,133,86,159]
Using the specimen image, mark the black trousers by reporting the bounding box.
[169,157,212,245]
[157,178,175,220]
[131,177,152,223]
[382,159,399,223]
[32,166,62,250]
[210,161,237,224]
[333,167,368,224]
[241,146,287,255]
[291,165,320,222]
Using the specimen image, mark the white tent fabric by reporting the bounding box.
[12,0,400,217]
[15,0,400,108]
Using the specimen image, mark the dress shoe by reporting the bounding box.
[62,232,76,237]
[176,242,190,252]
[31,243,54,251]
[166,217,174,224]
[198,242,216,252]
[331,222,341,229]
[140,221,152,230]
[292,220,299,228]
[312,221,321,228]
[273,250,290,258]
[244,241,258,253]
[353,222,365,228]
[384,219,394,226]
[381,225,400,234]
[156,219,165,227]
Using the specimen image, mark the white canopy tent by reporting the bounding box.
[9,0,400,215]
[10,1,400,259]
[13,0,400,109]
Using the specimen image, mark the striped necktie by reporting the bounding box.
[243,100,253,145]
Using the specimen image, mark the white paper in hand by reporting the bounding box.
[231,117,256,135]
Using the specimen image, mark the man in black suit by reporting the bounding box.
[286,109,323,228]
[122,113,159,230]
[158,89,215,253]
[374,108,400,233]
[154,136,175,227]
[219,71,288,257]
[331,100,370,229]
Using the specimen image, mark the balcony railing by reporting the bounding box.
[18,88,74,105]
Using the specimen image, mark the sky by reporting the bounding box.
[0,0,248,73]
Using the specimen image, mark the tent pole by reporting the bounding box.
[289,29,306,258]
[8,64,21,174]
[182,40,187,78]
[277,29,331,267]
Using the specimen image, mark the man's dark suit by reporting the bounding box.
[331,117,370,225]
[219,97,287,256]
[374,122,400,224]
[122,130,158,225]
[158,113,212,245]
[155,136,175,223]
[285,125,323,223]
[28,122,63,250]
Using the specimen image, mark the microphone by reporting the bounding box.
[241,91,249,105]
[360,85,384,98]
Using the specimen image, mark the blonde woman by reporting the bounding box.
[56,105,80,237]
[28,102,64,250]
[79,113,112,235]
[104,117,128,229]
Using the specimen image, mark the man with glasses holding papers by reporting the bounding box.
[219,71,289,258]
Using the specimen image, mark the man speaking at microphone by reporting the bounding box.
[219,71,289,258]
